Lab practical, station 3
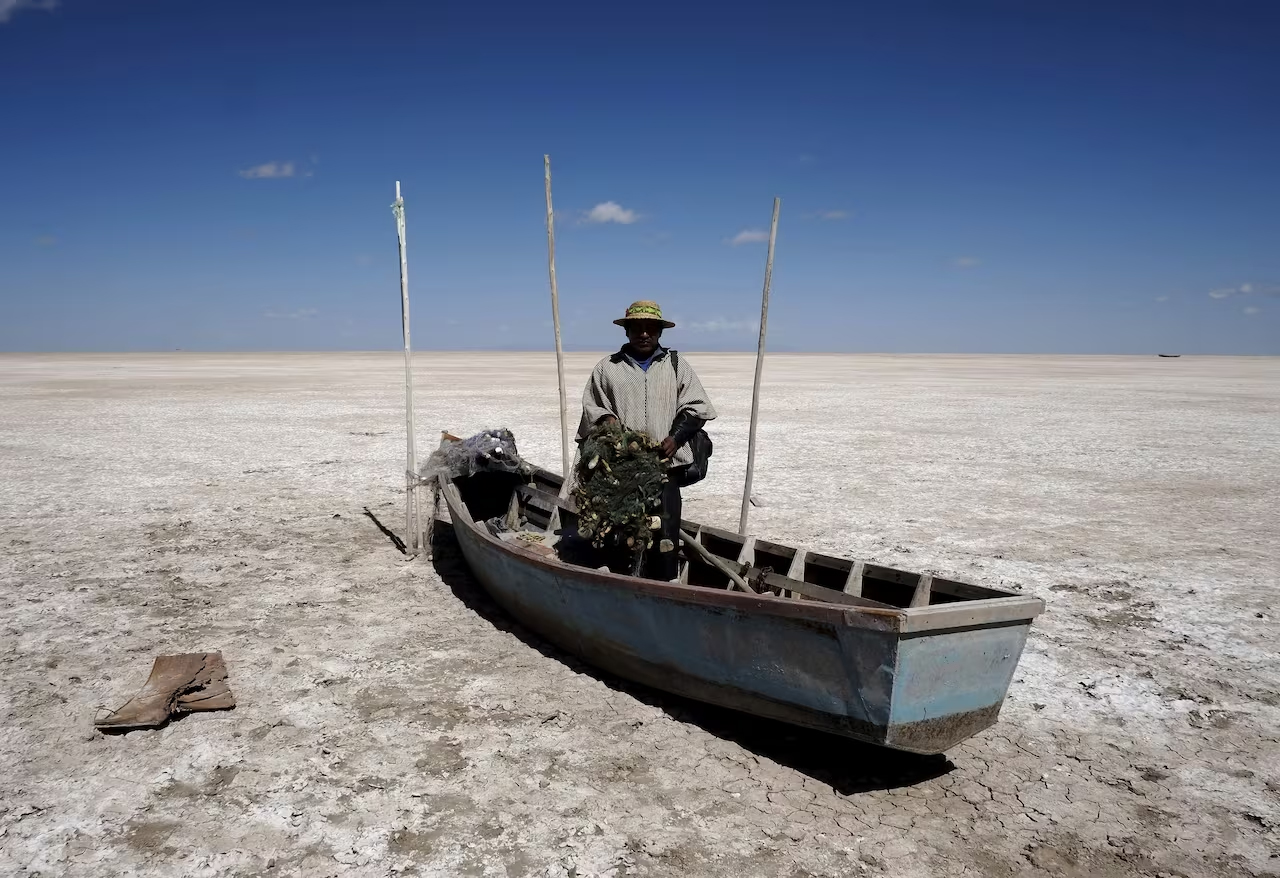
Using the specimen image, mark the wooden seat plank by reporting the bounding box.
[844,560,865,597]
[910,572,934,608]
[743,567,896,609]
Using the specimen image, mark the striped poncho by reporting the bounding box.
[577,347,718,469]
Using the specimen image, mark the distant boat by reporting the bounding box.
[1157,354,1181,358]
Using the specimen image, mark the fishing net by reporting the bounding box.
[417,429,532,553]
[571,422,669,570]
[419,428,530,484]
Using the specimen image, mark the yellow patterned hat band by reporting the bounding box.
[614,300,676,328]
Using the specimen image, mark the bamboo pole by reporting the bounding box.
[739,197,780,535]
[393,181,420,554]
[544,155,572,495]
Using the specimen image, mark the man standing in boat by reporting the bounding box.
[579,300,718,581]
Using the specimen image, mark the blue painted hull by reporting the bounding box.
[443,482,1041,753]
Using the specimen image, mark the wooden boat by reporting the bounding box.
[440,464,1044,755]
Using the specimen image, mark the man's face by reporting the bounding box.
[625,320,663,356]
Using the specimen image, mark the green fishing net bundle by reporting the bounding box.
[572,422,668,558]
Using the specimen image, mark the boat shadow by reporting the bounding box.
[430,521,954,795]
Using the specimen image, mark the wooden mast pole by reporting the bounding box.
[544,155,572,493]
[739,197,780,535]
[393,181,420,554]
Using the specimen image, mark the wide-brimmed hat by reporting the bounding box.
[613,300,676,329]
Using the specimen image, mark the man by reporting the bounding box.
[578,300,717,580]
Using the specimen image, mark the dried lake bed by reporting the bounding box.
[1,352,1277,877]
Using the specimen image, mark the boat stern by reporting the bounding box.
[880,597,1043,754]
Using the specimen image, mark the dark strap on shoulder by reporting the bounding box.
[669,349,679,372]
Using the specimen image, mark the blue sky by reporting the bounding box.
[1,0,1277,353]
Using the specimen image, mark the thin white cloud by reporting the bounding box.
[1155,295,1170,302]
[1244,306,1261,315]
[728,230,770,246]
[263,308,317,320]
[583,201,639,224]
[952,256,981,268]
[239,161,297,180]
[816,210,848,220]
[34,235,57,246]
[798,154,816,165]
[1208,282,1280,299]
[0,0,57,25]
[686,318,760,334]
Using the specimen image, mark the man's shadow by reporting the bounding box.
[429,520,953,796]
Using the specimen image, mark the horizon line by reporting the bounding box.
[0,349,1261,357]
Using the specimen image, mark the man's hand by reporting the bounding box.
[598,415,619,428]
[660,436,677,459]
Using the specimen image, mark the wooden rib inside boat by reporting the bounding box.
[441,462,1044,755]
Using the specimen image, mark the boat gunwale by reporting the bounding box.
[440,476,1044,633]
[441,480,889,629]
